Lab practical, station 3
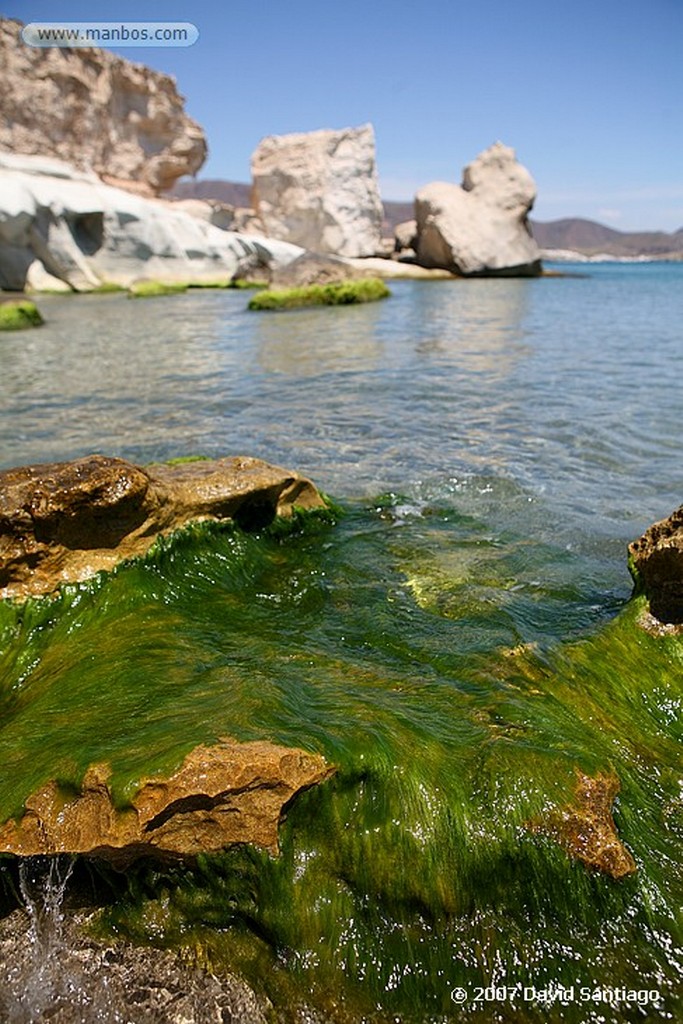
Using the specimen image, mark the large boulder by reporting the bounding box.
[415,142,542,276]
[0,153,303,290]
[629,504,683,625]
[0,454,327,601]
[0,738,334,865]
[0,17,206,194]
[251,124,384,257]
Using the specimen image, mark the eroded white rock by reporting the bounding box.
[0,153,303,291]
[415,142,541,276]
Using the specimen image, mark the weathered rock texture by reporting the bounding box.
[0,153,304,291]
[0,454,327,600]
[0,738,334,864]
[251,124,384,257]
[415,142,542,276]
[629,504,683,625]
[0,18,206,194]
[528,771,636,879]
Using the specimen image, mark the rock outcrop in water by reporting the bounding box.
[528,771,636,879]
[0,739,334,864]
[0,454,327,600]
[0,152,304,291]
[0,17,206,195]
[251,124,384,258]
[414,142,542,276]
[629,503,683,627]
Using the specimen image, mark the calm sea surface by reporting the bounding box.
[0,263,681,1022]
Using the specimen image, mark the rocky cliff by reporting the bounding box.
[0,17,206,194]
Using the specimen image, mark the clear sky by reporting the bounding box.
[10,0,683,230]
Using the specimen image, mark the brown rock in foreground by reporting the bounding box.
[0,454,327,601]
[0,739,334,865]
[528,771,636,879]
[628,504,683,625]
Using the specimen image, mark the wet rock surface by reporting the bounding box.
[528,771,637,879]
[0,739,335,864]
[0,454,327,600]
[629,503,683,625]
[0,901,272,1024]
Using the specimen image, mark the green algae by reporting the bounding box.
[128,280,189,298]
[0,300,44,330]
[0,497,680,1021]
[247,278,391,311]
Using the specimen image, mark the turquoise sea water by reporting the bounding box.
[0,263,681,1022]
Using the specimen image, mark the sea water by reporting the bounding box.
[0,264,681,1021]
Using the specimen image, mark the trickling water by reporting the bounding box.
[0,856,122,1024]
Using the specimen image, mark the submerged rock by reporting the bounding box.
[0,738,334,864]
[629,503,683,626]
[415,141,542,276]
[251,124,384,257]
[0,454,327,600]
[528,771,636,879]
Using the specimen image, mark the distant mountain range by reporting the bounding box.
[169,180,683,258]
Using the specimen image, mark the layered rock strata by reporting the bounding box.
[0,738,334,865]
[0,454,327,600]
[629,503,683,625]
[415,142,542,276]
[0,17,206,194]
[251,124,384,257]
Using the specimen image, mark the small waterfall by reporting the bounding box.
[0,856,127,1024]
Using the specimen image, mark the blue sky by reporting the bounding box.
[11,0,683,230]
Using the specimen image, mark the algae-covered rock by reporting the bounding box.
[0,453,328,600]
[629,503,683,625]
[0,738,335,865]
[0,298,43,330]
[248,277,390,311]
[128,280,189,298]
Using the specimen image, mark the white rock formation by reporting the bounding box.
[0,153,303,291]
[251,124,384,258]
[415,142,541,276]
[0,17,206,194]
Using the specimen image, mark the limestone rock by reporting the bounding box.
[528,771,636,879]
[0,17,206,194]
[0,738,335,864]
[415,142,542,276]
[0,152,304,290]
[251,124,384,257]
[629,504,683,625]
[0,453,327,600]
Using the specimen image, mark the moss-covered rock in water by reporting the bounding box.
[128,280,189,298]
[0,299,44,330]
[248,277,390,311]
